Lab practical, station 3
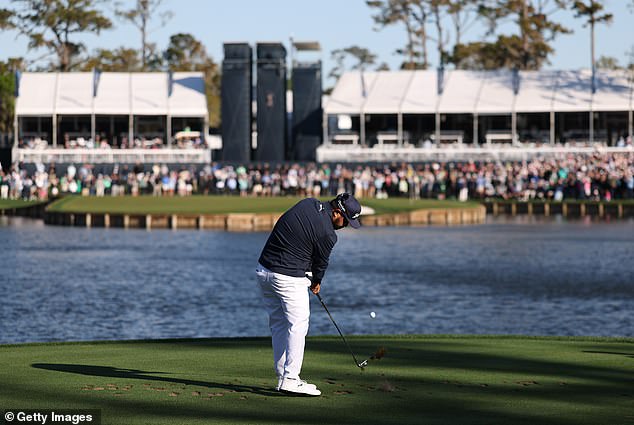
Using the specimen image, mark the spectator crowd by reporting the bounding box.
[18,133,207,150]
[2,153,633,202]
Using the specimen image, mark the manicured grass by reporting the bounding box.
[1,336,632,425]
[0,199,44,210]
[46,195,480,216]
[46,195,303,215]
[361,198,480,213]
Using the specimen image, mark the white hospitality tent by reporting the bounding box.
[14,71,208,147]
[324,69,634,146]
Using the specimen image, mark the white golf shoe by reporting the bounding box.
[278,377,321,396]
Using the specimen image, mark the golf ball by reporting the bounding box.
[370,311,376,319]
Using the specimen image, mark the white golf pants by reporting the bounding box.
[256,263,311,380]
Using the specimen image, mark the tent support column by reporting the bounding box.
[397,112,403,146]
[13,114,18,147]
[203,115,209,147]
[52,72,59,147]
[323,111,328,145]
[550,111,555,145]
[91,114,96,145]
[110,116,114,146]
[473,114,478,146]
[52,114,57,147]
[166,115,172,148]
[434,112,440,147]
[129,115,134,144]
[512,111,517,144]
[589,109,594,144]
[360,113,366,146]
[629,109,633,140]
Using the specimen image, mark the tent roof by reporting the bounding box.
[169,72,208,117]
[324,71,378,114]
[514,71,558,113]
[94,72,131,115]
[400,70,438,114]
[15,73,57,115]
[476,70,515,114]
[131,72,168,115]
[437,70,486,114]
[593,70,633,111]
[16,72,207,117]
[325,69,634,116]
[552,70,593,112]
[362,71,413,114]
[56,72,93,115]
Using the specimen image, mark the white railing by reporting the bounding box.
[316,144,634,162]
[15,148,212,164]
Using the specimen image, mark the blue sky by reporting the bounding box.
[1,0,633,86]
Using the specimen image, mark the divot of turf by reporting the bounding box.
[379,381,395,392]
[207,392,224,397]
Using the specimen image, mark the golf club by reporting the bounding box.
[315,292,370,369]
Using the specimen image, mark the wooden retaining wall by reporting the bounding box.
[43,205,487,231]
[0,203,47,218]
[484,201,634,218]
[360,206,487,227]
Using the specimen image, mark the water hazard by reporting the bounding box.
[1,215,633,343]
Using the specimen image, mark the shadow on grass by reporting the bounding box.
[16,363,567,425]
[20,337,634,425]
[31,363,281,397]
[304,338,634,385]
[2,379,336,425]
[135,337,634,388]
[582,350,634,359]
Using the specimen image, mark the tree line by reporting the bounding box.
[330,0,634,81]
[1,0,633,136]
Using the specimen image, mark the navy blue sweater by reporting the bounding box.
[258,198,337,282]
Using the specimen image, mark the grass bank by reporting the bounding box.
[46,196,480,216]
[1,335,632,425]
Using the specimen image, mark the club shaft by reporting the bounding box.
[316,293,362,367]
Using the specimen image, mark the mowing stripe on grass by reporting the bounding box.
[1,335,632,425]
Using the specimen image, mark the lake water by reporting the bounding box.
[1,215,633,344]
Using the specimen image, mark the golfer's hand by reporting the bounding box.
[310,281,321,295]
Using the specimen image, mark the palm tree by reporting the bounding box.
[572,1,613,92]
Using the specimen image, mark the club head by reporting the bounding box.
[357,359,368,369]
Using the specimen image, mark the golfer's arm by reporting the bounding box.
[311,234,335,282]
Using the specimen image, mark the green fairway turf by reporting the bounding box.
[46,195,480,215]
[1,336,632,425]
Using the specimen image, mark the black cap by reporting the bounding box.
[335,192,361,229]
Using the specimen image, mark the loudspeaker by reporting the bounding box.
[224,44,252,60]
[255,43,287,162]
[221,43,252,162]
[0,148,11,172]
[292,63,322,161]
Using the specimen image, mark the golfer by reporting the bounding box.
[256,192,362,396]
